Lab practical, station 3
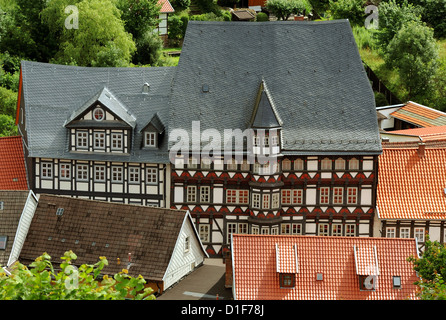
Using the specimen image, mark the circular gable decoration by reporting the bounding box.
[93,107,105,121]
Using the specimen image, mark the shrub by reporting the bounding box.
[256,12,269,21]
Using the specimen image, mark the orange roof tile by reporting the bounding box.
[377,148,446,220]
[0,136,28,190]
[390,102,446,127]
[391,125,446,141]
[157,0,174,13]
[231,235,419,300]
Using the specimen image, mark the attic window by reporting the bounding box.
[56,208,64,216]
[144,132,157,148]
[202,84,209,93]
[0,201,3,210]
[316,273,324,281]
[359,275,376,291]
[0,235,7,250]
[279,273,295,288]
[393,276,401,289]
[142,83,150,94]
[93,107,105,121]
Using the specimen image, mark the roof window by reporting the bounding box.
[0,201,3,210]
[393,276,401,289]
[142,83,150,94]
[0,235,7,250]
[56,208,64,216]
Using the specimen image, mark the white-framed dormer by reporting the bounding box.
[140,113,165,150]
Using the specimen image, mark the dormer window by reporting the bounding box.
[93,107,105,121]
[279,273,295,288]
[144,132,157,148]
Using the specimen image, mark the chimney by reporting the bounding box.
[418,142,426,158]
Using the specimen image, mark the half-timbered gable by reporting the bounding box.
[168,20,382,257]
[16,61,175,207]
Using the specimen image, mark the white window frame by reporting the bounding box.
[332,224,343,236]
[320,187,330,204]
[272,193,280,209]
[111,166,123,183]
[94,165,106,182]
[187,186,197,203]
[200,186,210,203]
[93,131,105,150]
[41,162,53,179]
[93,107,105,121]
[144,132,157,148]
[400,227,411,239]
[129,167,140,184]
[281,189,303,205]
[76,131,88,149]
[252,193,260,209]
[146,168,158,184]
[415,228,425,242]
[226,189,249,204]
[111,132,123,151]
[346,224,356,237]
[347,187,358,205]
[271,135,279,146]
[76,164,89,181]
[386,227,396,238]
[0,201,4,210]
[227,159,238,171]
[333,187,344,205]
[262,194,270,210]
[318,223,329,236]
[59,163,71,180]
[199,224,210,243]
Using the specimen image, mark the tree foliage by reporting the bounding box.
[0,114,17,137]
[266,0,312,20]
[385,20,439,98]
[0,251,156,300]
[408,236,446,299]
[329,0,366,26]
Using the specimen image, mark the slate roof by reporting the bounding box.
[231,234,419,300]
[19,194,203,281]
[0,136,28,190]
[390,101,446,128]
[0,191,31,266]
[20,61,175,163]
[377,146,446,220]
[168,20,381,156]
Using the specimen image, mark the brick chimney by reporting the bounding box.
[418,142,426,158]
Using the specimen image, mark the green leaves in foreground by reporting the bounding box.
[0,250,155,300]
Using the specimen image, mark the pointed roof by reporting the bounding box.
[64,86,136,128]
[250,80,282,128]
[0,136,28,190]
[139,112,165,133]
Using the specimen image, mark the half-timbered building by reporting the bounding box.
[168,20,382,256]
[16,62,174,207]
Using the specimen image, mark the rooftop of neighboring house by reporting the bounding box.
[0,136,28,190]
[0,190,33,267]
[390,125,446,142]
[389,101,446,128]
[157,0,175,13]
[19,194,205,281]
[230,234,419,300]
[377,143,446,220]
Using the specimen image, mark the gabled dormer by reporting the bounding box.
[64,87,136,154]
[139,113,165,149]
[249,80,282,157]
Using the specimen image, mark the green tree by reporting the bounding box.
[385,20,439,98]
[132,30,164,66]
[329,0,366,26]
[42,0,136,67]
[266,0,312,20]
[408,236,446,299]
[0,87,18,117]
[0,251,155,300]
[170,0,191,12]
[0,114,18,137]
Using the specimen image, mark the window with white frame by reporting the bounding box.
[201,158,211,170]
[188,157,198,169]
[252,193,260,209]
[227,222,248,243]
[200,186,210,203]
[281,189,303,205]
[60,163,71,180]
[226,189,249,204]
[282,159,291,171]
[263,136,269,146]
[253,135,260,146]
[146,168,157,184]
[346,224,356,237]
[321,158,331,170]
[144,132,157,147]
[281,223,302,235]
[271,135,279,146]
[252,226,259,234]
[76,131,88,149]
[0,201,4,210]
[184,236,190,253]
[320,187,330,204]
[272,193,280,209]
[93,107,105,121]
[41,162,53,179]
[349,158,360,170]
[76,164,89,181]
[332,224,343,236]
[111,166,123,183]
[199,224,210,243]
[261,227,270,235]
[292,224,302,235]
[262,194,270,210]
[281,223,291,234]
[347,187,358,204]
[400,227,411,238]
[386,227,396,238]
[93,132,105,149]
[111,133,123,150]
[294,159,304,171]
[318,223,329,236]
[129,167,140,184]
[187,186,197,202]
[335,158,345,170]
[333,187,344,205]
[415,228,425,242]
[94,165,105,182]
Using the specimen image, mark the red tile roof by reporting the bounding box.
[0,136,28,190]
[377,147,446,220]
[157,0,174,13]
[231,234,419,300]
[391,125,446,141]
[390,101,446,127]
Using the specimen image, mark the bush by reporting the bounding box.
[132,31,163,66]
[256,12,269,21]
[329,0,366,26]
[0,86,18,117]
[170,0,191,11]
